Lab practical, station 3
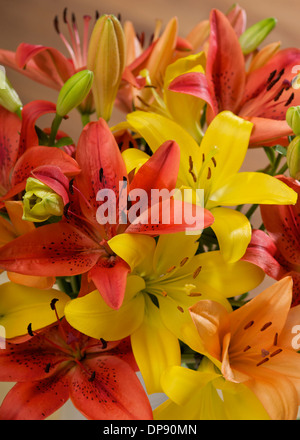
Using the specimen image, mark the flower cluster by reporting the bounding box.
[0,5,300,420]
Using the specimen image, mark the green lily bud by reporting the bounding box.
[87,14,126,121]
[23,177,64,222]
[286,106,300,136]
[239,18,277,55]
[56,69,94,117]
[0,69,22,115]
[287,135,300,180]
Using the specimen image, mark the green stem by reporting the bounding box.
[81,113,90,126]
[49,113,63,146]
[245,203,258,220]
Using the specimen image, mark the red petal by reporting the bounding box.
[0,222,101,276]
[88,259,130,310]
[75,119,127,226]
[0,378,69,420]
[69,356,152,420]
[0,107,22,194]
[260,176,300,266]
[206,9,246,113]
[16,43,74,87]
[168,71,218,115]
[31,165,70,205]
[226,4,247,37]
[248,117,293,146]
[242,229,287,280]
[130,140,180,196]
[19,100,57,153]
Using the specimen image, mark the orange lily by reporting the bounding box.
[188,277,300,420]
[169,9,300,146]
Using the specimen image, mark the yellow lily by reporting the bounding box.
[65,232,264,394]
[156,277,300,420]
[121,110,297,262]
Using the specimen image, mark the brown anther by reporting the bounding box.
[166,265,176,273]
[180,257,189,267]
[273,87,285,102]
[273,332,278,346]
[161,290,168,297]
[260,321,272,331]
[193,266,202,279]
[88,371,96,382]
[267,69,277,83]
[100,338,107,349]
[188,156,197,183]
[243,320,254,330]
[211,157,217,167]
[177,306,184,313]
[50,298,59,311]
[27,323,34,337]
[45,363,51,373]
[188,292,202,297]
[270,348,283,358]
[207,167,212,180]
[256,357,269,367]
[202,153,205,163]
[243,345,251,352]
[285,92,295,106]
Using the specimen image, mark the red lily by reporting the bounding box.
[0,118,214,310]
[0,317,152,420]
[168,9,300,146]
[243,175,300,306]
[0,103,80,207]
[0,9,94,92]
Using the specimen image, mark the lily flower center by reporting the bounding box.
[54,8,95,70]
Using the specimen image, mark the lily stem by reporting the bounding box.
[49,113,63,146]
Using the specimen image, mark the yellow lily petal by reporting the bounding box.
[0,282,68,339]
[108,233,156,272]
[159,365,220,406]
[131,295,181,394]
[127,111,200,187]
[208,171,298,207]
[198,111,253,193]
[164,53,206,142]
[210,207,252,263]
[64,275,145,341]
[121,148,150,175]
[152,232,199,275]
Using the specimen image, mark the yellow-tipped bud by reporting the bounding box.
[287,136,300,180]
[56,70,94,117]
[0,69,22,115]
[286,106,300,136]
[87,14,125,121]
[23,177,64,222]
[239,18,277,55]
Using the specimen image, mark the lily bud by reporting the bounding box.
[287,136,300,180]
[23,177,64,222]
[286,106,300,136]
[239,18,277,55]
[56,69,94,117]
[87,14,126,121]
[0,70,22,115]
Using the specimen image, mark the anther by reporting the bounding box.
[211,157,217,167]
[267,69,277,83]
[270,348,283,357]
[273,87,285,102]
[243,320,254,330]
[27,323,34,337]
[99,168,103,182]
[285,92,295,106]
[260,321,272,331]
[45,363,51,373]
[188,156,197,183]
[273,332,278,346]
[266,69,284,91]
[243,345,251,352]
[193,266,202,279]
[166,265,176,273]
[180,257,189,266]
[256,357,269,367]
[188,292,202,297]
[54,15,60,34]
[161,291,168,297]
[100,338,107,349]
[177,306,184,313]
[50,298,59,310]
[63,202,70,219]
[207,167,212,180]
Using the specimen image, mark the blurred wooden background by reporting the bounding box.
[0,0,299,419]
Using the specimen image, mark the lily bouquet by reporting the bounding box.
[0,4,300,421]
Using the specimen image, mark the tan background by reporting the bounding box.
[0,0,299,419]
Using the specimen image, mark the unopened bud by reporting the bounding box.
[239,18,277,55]
[0,70,22,115]
[286,106,300,136]
[56,70,94,117]
[23,177,64,222]
[287,136,300,180]
[87,14,125,121]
